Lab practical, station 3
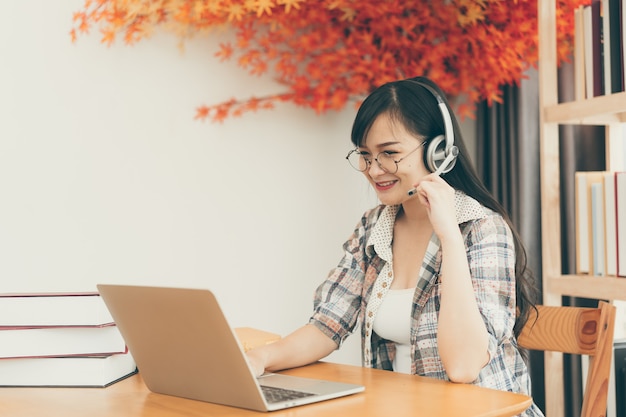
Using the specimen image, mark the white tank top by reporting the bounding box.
[371,288,413,374]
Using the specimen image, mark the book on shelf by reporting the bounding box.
[617,172,626,276]
[0,292,114,327]
[583,5,596,98]
[603,0,613,94]
[575,5,587,100]
[604,172,618,276]
[591,182,606,275]
[608,0,625,93]
[576,171,626,277]
[584,1,605,97]
[576,0,625,97]
[575,172,592,273]
[0,352,137,387]
[0,323,127,359]
[621,0,626,92]
[593,0,605,96]
[577,171,605,274]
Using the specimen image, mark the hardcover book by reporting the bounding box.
[617,172,626,276]
[604,172,618,276]
[0,352,136,387]
[0,292,114,327]
[575,171,608,275]
[591,182,606,276]
[0,324,127,359]
[608,0,624,92]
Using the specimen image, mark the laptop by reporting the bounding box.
[96,284,364,411]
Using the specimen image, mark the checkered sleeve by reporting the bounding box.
[308,209,376,348]
[464,213,517,360]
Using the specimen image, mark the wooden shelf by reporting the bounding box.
[545,91,626,125]
[547,275,626,300]
[538,1,625,415]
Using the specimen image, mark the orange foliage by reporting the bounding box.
[71,0,590,122]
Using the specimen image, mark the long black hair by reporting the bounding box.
[350,76,538,339]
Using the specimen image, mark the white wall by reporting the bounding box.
[0,0,384,365]
[0,1,477,366]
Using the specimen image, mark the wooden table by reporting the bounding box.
[0,362,531,417]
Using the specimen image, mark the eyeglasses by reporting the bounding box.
[345,142,425,174]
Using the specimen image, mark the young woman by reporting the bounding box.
[247,76,544,416]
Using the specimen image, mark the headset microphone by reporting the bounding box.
[407,146,458,196]
[405,80,460,197]
[433,146,458,176]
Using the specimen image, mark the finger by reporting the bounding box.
[416,187,430,208]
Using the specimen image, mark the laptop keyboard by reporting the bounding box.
[260,385,316,403]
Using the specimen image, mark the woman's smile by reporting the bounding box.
[374,179,398,191]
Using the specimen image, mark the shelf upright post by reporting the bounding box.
[538,0,566,415]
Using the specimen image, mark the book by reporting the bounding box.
[622,0,626,92]
[608,0,624,92]
[604,172,618,276]
[584,5,595,98]
[591,0,605,96]
[0,352,137,387]
[619,0,626,91]
[586,172,605,275]
[617,172,626,276]
[0,324,127,359]
[603,0,613,94]
[582,1,605,97]
[575,5,587,100]
[0,292,114,327]
[575,172,591,273]
[591,182,606,275]
[575,171,607,275]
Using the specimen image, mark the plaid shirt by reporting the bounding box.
[309,191,544,417]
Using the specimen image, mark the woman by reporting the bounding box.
[247,76,544,416]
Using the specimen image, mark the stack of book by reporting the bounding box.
[0,292,137,387]
[575,171,626,277]
[573,0,625,100]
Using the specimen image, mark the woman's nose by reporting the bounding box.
[367,159,386,175]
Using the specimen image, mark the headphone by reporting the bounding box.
[413,81,458,174]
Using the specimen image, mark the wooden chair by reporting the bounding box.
[518,301,616,417]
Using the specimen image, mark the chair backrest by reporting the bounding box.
[518,301,616,417]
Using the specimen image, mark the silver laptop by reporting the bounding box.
[96,284,364,411]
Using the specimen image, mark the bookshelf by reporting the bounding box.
[538,0,626,416]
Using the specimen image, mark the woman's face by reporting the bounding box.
[358,113,430,206]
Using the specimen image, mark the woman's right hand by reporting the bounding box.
[243,324,337,377]
[246,347,269,377]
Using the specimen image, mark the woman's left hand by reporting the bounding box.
[412,174,458,240]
